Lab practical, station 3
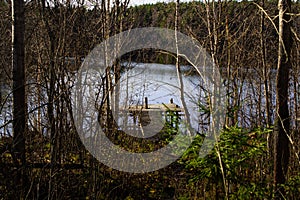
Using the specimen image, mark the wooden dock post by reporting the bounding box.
[144,97,148,109]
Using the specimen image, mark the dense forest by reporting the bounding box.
[0,0,300,199]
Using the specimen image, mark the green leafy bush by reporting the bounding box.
[180,126,272,198]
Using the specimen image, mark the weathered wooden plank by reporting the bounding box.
[121,103,184,112]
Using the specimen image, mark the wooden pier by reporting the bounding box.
[121,97,183,113]
[120,97,184,127]
[125,98,183,112]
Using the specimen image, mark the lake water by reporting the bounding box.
[113,63,210,137]
[73,62,214,139]
[1,63,299,137]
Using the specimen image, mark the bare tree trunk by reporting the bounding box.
[204,1,228,198]
[39,1,58,198]
[295,42,299,130]
[12,0,26,197]
[175,0,191,129]
[260,0,271,128]
[273,0,292,197]
[225,13,231,127]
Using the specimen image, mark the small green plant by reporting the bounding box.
[180,126,271,198]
